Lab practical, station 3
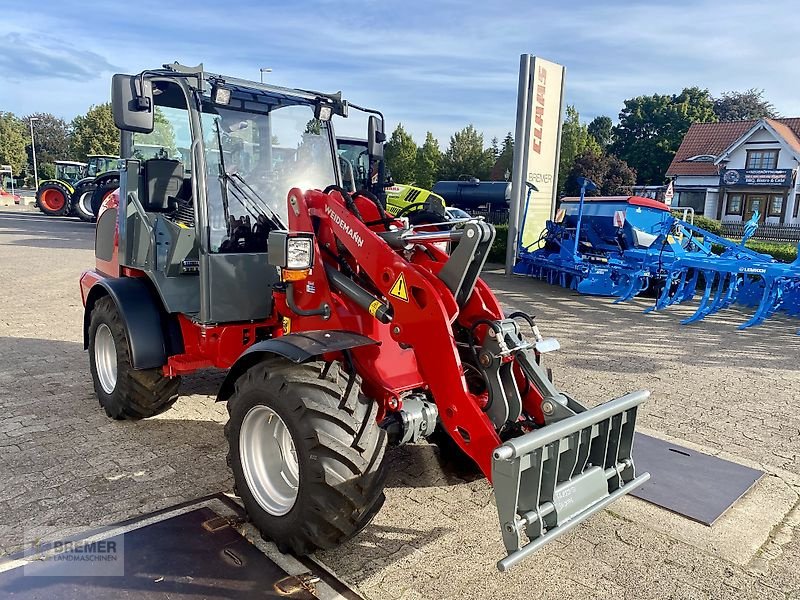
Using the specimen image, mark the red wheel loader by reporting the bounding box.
[80,63,649,571]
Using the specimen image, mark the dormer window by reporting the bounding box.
[686,154,716,162]
[746,149,779,169]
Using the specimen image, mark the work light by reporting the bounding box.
[212,85,231,105]
[315,103,333,121]
[286,237,313,270]
[268,231,315,281]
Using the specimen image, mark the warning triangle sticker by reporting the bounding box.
[389,272,409,302]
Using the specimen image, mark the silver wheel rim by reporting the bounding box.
[94,323,117,394]
[79,191,93,218]
[240,405,299,516]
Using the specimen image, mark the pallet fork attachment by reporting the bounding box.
[492,390,650,571]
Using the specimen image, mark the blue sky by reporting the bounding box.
[2,0,799,146]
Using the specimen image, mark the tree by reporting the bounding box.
[490,132,514,180]
[24,112,70,179]
[439,124,494,180]
[564,150,637,196]
[69,103,120,160]
[384,123,417,184]
[0,112,27,176]
[304,118,322,135]
[415,132,441,190]
[558,106,601,194]
[611,87,717,184]
[713,89,778,121]
[587,116,613,149]
[133,108,177,158]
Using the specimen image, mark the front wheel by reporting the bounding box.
[36,182,71,216]
[225,359,387,555]
[88,296,179,419]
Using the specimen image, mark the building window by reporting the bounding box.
[746,149,779,169]
[726,193,743,215]
[768,194,784,218]
[675,190,705,215]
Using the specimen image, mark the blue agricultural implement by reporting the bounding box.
[514,178,800,332]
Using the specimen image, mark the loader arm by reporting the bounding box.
[282,188,650,569]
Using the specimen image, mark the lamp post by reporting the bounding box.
[29,117,39,190]
[259,67,272,83]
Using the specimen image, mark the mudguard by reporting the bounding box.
[83,276,168,370]
[216,330,378,402]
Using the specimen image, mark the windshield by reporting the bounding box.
[337,140,369,191]
[201,104,336,252]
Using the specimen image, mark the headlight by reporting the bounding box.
[286,237,313,269]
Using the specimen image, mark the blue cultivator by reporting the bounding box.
[513,178,800,332]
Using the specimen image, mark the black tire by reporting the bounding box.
[91,176,119,218]
[71,181,98,223]
[36,182,71,216]
[88,296,180,419]
[226,359,387,555]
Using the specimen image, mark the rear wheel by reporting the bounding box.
[91,177,119,218]
[36,182,71,216]
[88,296,179,419]
[72,182,97,222]
[226,359,387,555]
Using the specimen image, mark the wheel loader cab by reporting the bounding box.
[110,67,342,325]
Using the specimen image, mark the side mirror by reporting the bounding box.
[111,74,154,134]
[367,115,385,159]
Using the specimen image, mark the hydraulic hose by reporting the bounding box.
[286,282,330,318]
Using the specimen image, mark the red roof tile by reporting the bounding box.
[666,118,800,177]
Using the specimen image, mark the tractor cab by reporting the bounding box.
[85,155,120,178]
[54,161,87,186]
[101,63,367,325]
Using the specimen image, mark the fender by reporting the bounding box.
[216,330,377,403]
[83,275,168,369]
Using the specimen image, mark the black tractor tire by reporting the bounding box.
[91,176,119,218]
[88,296,180,419]
[225,359,388,555]
[71,182,98,223]
[36,182,71,216]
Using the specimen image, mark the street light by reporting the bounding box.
[29,117,39,190]
[260,67,272,83]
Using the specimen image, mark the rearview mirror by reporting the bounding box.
[367,115,385,159]
[111,74,154,134]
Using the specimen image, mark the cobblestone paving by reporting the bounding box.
[1,208,798,599]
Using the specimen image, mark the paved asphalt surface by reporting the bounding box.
[0,207,798,599]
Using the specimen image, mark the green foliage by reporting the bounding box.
[713,89,777,122]
[691,215,722,235]
[305,118,322,135]
[40,162,56,180]
[710,240,797,263]
[744,241,797,263]
[414,132,441,190]
[611,87,717,185]
[439,124,494,180]
[0,112,27,175]
[564,150,636,196]
[133,108,177,157]
[587,116,613,149]
[384,123,417,184]
[558,106,601,194]
[25,112,70,170]
[69,103,120,160]
[491,132,514,180]
[488,224,508,263]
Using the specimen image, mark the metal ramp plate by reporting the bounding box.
[631,434,763,525]
[0,495,359,599]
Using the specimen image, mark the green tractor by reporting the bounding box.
[35,161,86,216]
[70,155,120,222]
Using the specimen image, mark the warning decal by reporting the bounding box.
[389,273,409,302]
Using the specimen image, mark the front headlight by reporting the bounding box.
[286,237,313,269]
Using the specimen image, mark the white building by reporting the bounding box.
[666,118,800,225]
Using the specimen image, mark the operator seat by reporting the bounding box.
[141,159,184,213]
